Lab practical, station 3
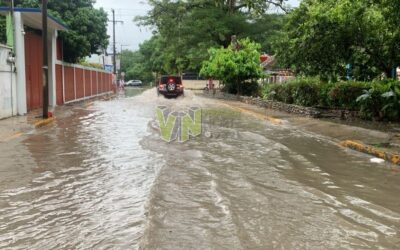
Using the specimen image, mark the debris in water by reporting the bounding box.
[370,158,385,164]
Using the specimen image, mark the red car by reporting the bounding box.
[157,75,184,97]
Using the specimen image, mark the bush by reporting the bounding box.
[263,78,400,121]
[357,81,400,121]
[264,82,294,103]
[380,82,400,121]
[291,79,320,107]
[328,81,369,110]
[264,77,320,106]
[224,81,261,97]
[319,82,335,107]
[241,81,262,97]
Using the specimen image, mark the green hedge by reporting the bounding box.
[263,78,400,121]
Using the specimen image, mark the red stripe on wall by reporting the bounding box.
[56,64,63,105]
[75,68,84,99]
[84,70,91,97]
[64,66,75,102]
[92,71,98,95]
[55,65,113,104]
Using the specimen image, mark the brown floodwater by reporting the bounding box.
[0,89,399,249]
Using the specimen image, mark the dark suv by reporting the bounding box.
[157,75,184,97]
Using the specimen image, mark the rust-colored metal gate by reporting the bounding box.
[25,32,43,111]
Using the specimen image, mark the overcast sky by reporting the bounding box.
[94,0,300,52]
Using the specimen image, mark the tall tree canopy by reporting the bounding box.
[275,0,400,81]
[0,0,109,62]
[136,0,286,74]
[120,37,160,83]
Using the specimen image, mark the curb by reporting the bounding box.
[340,140,400,165]
[34,117,55,128]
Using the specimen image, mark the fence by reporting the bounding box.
[55,61,113,105]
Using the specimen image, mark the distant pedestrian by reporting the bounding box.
[208,78,216,95]
[208,78,213,89]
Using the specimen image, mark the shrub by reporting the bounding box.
[244,81,262,97]
[264,77,320,106]
[263,82,294,103]
[263,77,400,121]
[380,82,400,121]
[328,81,369,110]
[291,79,320,107]
[319,82,335,107]
[357,81,400,121]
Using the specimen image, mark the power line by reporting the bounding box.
[105,8,150,11]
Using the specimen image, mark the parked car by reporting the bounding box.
[157,75,184,98]
[126,80,143,86]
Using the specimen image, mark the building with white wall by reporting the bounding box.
[0,7,67,118]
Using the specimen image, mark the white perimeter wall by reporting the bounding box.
[0,45,17,119]
[183,80,220,90]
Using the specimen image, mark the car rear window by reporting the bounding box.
[160,76,182,85]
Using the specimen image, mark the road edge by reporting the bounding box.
[34,117,55,128]
[208,94,400,166]
[340,140,400,165]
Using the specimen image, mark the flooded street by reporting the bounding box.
[0,89,399,249]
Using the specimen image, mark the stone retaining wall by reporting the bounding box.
[201,91,360,119]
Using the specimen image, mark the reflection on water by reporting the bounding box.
[0,89,399,249]
[124,87,150,98]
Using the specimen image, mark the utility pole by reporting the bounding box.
[112,9,116,75]
[42,0,49,119]
[120,44,129,79]
[120,44,129,53]
[110,9,123,76]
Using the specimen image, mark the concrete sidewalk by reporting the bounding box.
[0,107,60,142]
[0,114,33,142]
[0,93,115,143]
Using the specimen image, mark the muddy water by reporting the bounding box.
[0,89,399,249]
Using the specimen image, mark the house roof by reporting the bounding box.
[0,7,68,31]
[261,55,276,69]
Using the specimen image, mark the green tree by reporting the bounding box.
[0,0,108,62]
[136,0,285,74]
[200,38,264,95]
[119,36,167,84]
[276,0,399,81]
[120,50,153,83]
